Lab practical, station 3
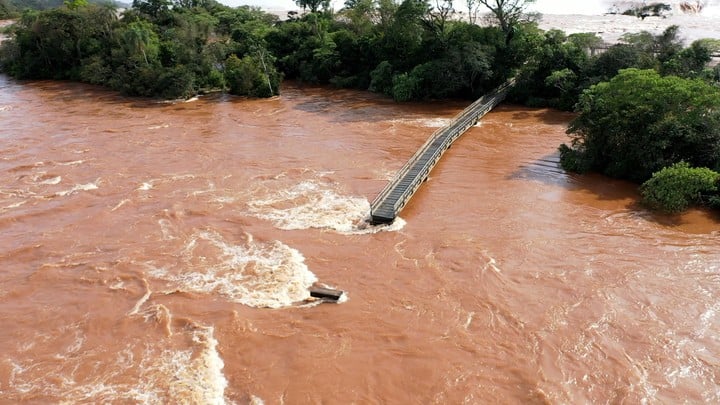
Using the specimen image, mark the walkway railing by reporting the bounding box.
[369,80,514,224]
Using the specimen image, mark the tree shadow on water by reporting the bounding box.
[627,201,720,229]
[507,152,637,202]
[507,152,720,228]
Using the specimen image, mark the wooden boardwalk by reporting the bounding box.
[369,81,514,224]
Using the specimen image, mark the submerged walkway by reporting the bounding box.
[369,80,514,224]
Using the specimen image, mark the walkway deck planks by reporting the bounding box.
[369,80,514,225]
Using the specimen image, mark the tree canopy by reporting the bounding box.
[0,0,717,111]
[477,0,536,39]
[510,25,717,111]
[1,0,534,99]
[560,68,720,183]
[0,1,283,98]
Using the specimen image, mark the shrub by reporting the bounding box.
[225,54,280,97]
[369,60,394,96]
[391,72,419,102]
[640,162,720,212]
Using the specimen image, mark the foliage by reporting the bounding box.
[369,60,394,94]
[5,0,712,105]
[640,162,720,212]
[561,68,720,183]
[225,53,280,97]
[390,71,418,101]
[511,28,591,110]
[0,6,117,80]
[626,2,672,19]
[295,0,328,13]
[263,0,514,99]
[0,0,18,17]
[476,0,536,39]
[64,0,87,9]
[661,40,713,77]
[0,0,283,99]
[513,25,718,111]
[0,0,125,17]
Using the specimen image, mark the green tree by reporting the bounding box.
[295,0,329,13]
[477,0,536,41]
[341,0,378,34]
[225,53,280,97]
[567,32,603,56]
[585,43,643,82]
[378,0,428,72]
[369,60,394,94]
[561,68,720,182]
[512,28,588,109]
[421,0,455,41]
[662,40,713,78]
[0,6,114,79]
[121,20,160,65]
[0,0,17,18]
[391,71,419,101]
[132,0,171,21]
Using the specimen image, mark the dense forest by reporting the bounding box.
[0,0,128,18]
[1,0,720,213]
[0,0,535,99]
[2,0,718,103]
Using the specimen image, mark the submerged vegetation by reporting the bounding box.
[1,0,719,214]
[640,162,720,213]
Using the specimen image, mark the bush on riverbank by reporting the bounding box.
[640,162,720,212]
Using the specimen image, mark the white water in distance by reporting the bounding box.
[530,0,607,15]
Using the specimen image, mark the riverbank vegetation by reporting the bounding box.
[0,1,284,98]
[0,0,536,99]
[0,0,127,18]
[1,0,720,213]
[559,68,720,212]
[2,0,717,103]
[547,27,720,213]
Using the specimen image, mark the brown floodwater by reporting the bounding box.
[0,76,718,404]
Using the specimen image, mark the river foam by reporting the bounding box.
[247,174,405,234]
[149,230,318,308]
[6,315,228,404]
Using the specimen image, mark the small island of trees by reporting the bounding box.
[1,0,720,215]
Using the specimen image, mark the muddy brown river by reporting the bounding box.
[0,76,718,403]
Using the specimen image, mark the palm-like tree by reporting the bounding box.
[123,21,155,65]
